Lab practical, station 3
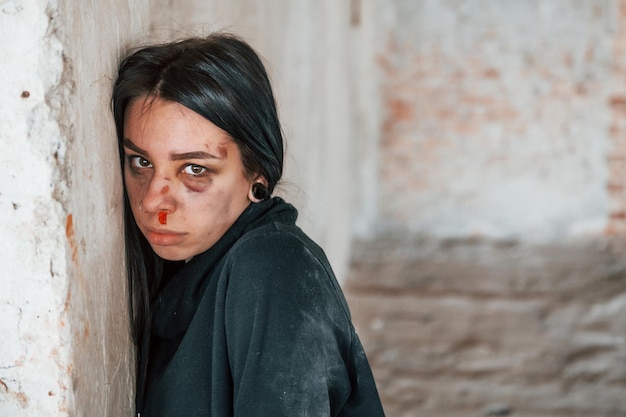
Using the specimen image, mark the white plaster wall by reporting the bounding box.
[150,0,355,280]
[0,2,73,414]
[354,0,615,242]
[349,0,384,238]
[0,0,148,415]
[58,1,149,415]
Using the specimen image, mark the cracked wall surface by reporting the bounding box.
[0,1,72,414]
[0,0,148,416]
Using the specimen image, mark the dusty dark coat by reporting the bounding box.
[137,197,385,417]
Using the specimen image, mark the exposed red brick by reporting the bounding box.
[610,211,626,219]
[387,98,414,122]
[609,95,626,110]
[607,182,625,193]
[483,68,499,78]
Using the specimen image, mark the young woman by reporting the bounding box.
[112,33,385,417]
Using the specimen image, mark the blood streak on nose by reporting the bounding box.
[158,211,167,225]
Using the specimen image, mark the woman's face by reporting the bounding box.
[123,97,259,261]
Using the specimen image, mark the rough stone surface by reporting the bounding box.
[0,2,73,415]
[0,0,147,416]
[346,236,626,417]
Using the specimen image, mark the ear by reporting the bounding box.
[248,175,269,203]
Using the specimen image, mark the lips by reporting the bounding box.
[144,228,188,246]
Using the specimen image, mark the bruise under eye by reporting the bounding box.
[183,175,209,192]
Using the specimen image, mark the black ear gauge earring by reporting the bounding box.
[251,182,269,201]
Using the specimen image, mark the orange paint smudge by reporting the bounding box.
[65,214,74,238]
[15,392,28,408]
[65,214,78,262]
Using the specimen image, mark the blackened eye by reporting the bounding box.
[183,164,207,176]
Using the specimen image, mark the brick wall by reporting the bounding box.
[370,0,614,239]
[347,1,626,416]
[608,2,626,234]
[346,236,626,417]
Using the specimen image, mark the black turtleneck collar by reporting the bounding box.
[151,197,297,339]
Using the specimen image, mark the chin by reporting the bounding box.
[152,246,192,262]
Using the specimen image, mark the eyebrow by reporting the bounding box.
[123,138,147,154]
[123,138,221,161]
[170,151,219,161]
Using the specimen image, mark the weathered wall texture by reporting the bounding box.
[0,0,148,416]
[4,1,624,416]
[355,0,615,240]
[0,3,72,414]
[346,1,626,416]
[58,1,149,415]
[348,237,626,417]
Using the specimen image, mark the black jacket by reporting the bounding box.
[137,197,385,416]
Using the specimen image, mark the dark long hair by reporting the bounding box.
[111,33,284,343]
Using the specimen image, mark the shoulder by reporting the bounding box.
[230,222,330,277]
[223,222,352,320]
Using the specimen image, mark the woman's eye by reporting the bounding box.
[130,156,152,168]
[183,164,207,176]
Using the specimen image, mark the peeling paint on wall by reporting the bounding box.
[1,0,147,416]
[0,0,73,414]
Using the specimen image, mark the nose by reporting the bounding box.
[141,175,176,215]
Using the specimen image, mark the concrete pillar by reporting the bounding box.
[0,1,148,415]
